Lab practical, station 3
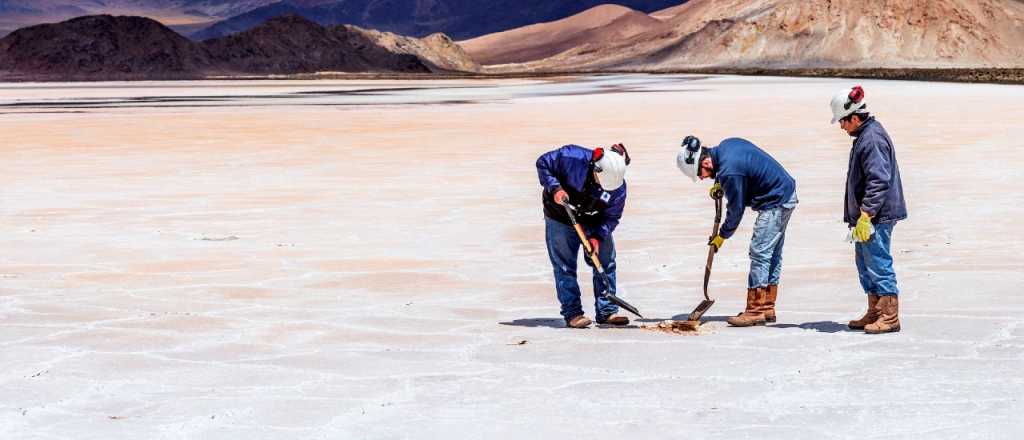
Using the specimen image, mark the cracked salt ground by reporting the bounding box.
[2,74,1024,438]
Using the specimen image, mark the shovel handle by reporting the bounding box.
[560,201,642,318]
[702,196,724,301]
[562,202,604,271]
[574,224,604,270]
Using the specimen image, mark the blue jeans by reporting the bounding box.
[748,196,797,289]
[544,217,618,321]
[855,223,899,296]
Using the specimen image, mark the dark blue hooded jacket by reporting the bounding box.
[709,138,796,239]
[536,145,626,240]
[845,117,907,226]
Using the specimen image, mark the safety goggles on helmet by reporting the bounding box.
[831,85,867,124]
[591,144,629,172]
[845,86,866,111]
[681,135,701,164]
[677,135,703,182]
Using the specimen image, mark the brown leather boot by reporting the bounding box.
[848,293,881,330]
[727,288,766,327]
[763,285,779,323]
[597,314,629,326]
[566,315,592,329]
[865,296,900,334]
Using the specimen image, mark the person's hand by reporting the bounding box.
[853,211,873,242]
[708,235,725,253]
[709,182,724,200]
[588,238,600,255]
[554,188,569,205]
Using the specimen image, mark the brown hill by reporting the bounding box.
[647,2,689,20]
[0,15,212,80]
[346,27,480,72]
[460,4,666,65]
[201,15,430,74]
[485,0,1024,71]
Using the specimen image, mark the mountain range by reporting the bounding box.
[2,0,1023,81]
[189,0,689,40]
[0,14,477,80]
[0,1,691,39]
[465,0,1024,70]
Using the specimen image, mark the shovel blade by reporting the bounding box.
[605,292,643,319]
[687,299,716,322]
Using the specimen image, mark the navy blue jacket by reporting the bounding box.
[536,145,626,240]
[845,117,907,226]
[710,138,796,239]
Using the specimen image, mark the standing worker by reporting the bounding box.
[677,136,798,327]
[830,86,908,334]
[536,143,630,329]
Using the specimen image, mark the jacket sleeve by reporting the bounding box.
[859,138,893,217]
[717,175,746,239]
[590,187,626,241]
[536,148,566,193]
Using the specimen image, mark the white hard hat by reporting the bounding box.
[676,135,701,182]
[830,86,867,124]
[594,147,627,191]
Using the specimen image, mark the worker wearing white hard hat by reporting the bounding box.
[536,143,631,329]
[677,135,798,327]
[831,85,908,335]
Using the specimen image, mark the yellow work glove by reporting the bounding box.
[709,182,724,200]
[708,235,725,252]
[853,212,873,242]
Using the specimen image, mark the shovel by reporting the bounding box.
[560,202,643,318]
[687,193,723,321]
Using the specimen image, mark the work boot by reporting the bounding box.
[865,296,900,334]
[727,288,766,327]
[597,314,629,326]
[848,293,881,330]
[763,284,779,323]
[566,315,592,329]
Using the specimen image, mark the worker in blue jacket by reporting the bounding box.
[677,136,798,327]
[830,85,908,334]
[536,143,629,329]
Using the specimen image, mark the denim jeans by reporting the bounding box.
[544,217,618,321]
[855,223,899,296]
[748,195,797,289]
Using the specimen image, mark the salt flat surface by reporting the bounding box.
[1,75,1023,439]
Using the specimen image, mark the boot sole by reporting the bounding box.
[597,318,630,326]
[727,320,766,327]
[848,318,881,330]
[566,317,592,329]
[865,326,900,334]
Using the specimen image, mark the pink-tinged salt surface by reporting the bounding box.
[1,75,1023,438]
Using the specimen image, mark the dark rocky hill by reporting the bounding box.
[0,15,212,79]
[201,14,429,74]
[0,14,474,80]
[0,0,277,37]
